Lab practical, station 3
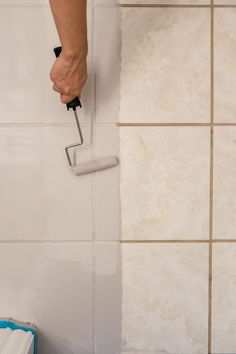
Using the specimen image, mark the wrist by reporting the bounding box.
[62,44,88,62]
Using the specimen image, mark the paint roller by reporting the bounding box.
[54,47,119,176]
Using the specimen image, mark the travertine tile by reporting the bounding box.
[0,6,93,124]
[215,0,236,4]
[93,7,120,123]
[215,9,236,123]
[120,127,210,240]
[95,242,122,354]
[95,125,120,240]
[213,127,236,239]
[119,8,210,123]
[212,244,236,353]
[0,242,93,354]
[122,243,208,354]
[0,127,93,241]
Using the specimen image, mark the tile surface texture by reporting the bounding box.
[0,6,93,124]
[120,127,210,240]
[119,8,210,123]
[93,6,120,124]
[0,127,93,241]
[0,243,93,354]
[95,242,122,354]
[213,127,236,239]
[215,9,236,123]
[212,244,236,353]
[122,243,209,354]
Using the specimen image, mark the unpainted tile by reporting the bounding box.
[119,8,210,123]
[212,244,236,353]
[120,127,210,240]
[213,127,236,238]
[122,243,209,354]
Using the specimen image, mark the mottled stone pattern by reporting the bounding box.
[119,3,236,354]
[122,244,208,353]
[120,8,210,123]
[120,127,210,240]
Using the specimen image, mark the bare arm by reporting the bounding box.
[49,0,88,104]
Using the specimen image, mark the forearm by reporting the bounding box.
[49,0,88,59]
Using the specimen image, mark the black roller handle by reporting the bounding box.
[53,46,82,111]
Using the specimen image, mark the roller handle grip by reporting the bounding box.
[53,46,82,111]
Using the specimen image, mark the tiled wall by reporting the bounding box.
[119,1,236,354]
[0,1,121,354]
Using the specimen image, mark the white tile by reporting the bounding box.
[93,7,121,123]
[0,6,93,124]
[212,244,236,353]
[120,127,210,240]
[119,8,211,123]
[0,242,93,354]
[95,242,121,354]
[95,125,120,240]
[122,243,209,354]
[215,9,236,123]
[0,127,93,241]
[213,127,236,239]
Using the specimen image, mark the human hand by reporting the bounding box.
[50,50,88,104]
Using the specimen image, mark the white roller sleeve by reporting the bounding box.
[0,328,34,354]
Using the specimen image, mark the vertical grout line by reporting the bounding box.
[208,0,214,353]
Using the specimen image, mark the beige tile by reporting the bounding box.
[213,127,236,239]
[0,6,93,124]
[95,125,120,240]
[0,127,93,241]
[95,242,122,354]
[212,244,236,353]
[214,0,236,4]
[0,242,93,354]
[119,8,210,123]
[215,9,236,123]
[122,243,209,354]
[120,127,210,240]
[93,7,120,124]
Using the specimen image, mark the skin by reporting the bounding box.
[49,0,88,104]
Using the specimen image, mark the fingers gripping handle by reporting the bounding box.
[53,46,82,111]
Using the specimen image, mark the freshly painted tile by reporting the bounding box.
[212,244,236,353]
[94,0,209,3]
[95,125,120,240]
[213,127,236,239]
[119,8,210,123]
[120,127,210,240]
[0,127,93,241]
[215,9,236,123]
[0,6,93,124]
[95,242,121,354]
[122,243,208,354]
[0,242,93,354]
[93,7,120,123]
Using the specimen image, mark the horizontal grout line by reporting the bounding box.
[117,122,236,127]
[0,122,118,128]
[120,239,236,243]
[119,3,236,8]
[0,239,121,244]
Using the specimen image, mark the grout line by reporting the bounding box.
[119,3,236,8]
[120,239,236,243]
[117,122,236,126]
[208,1,214,352]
